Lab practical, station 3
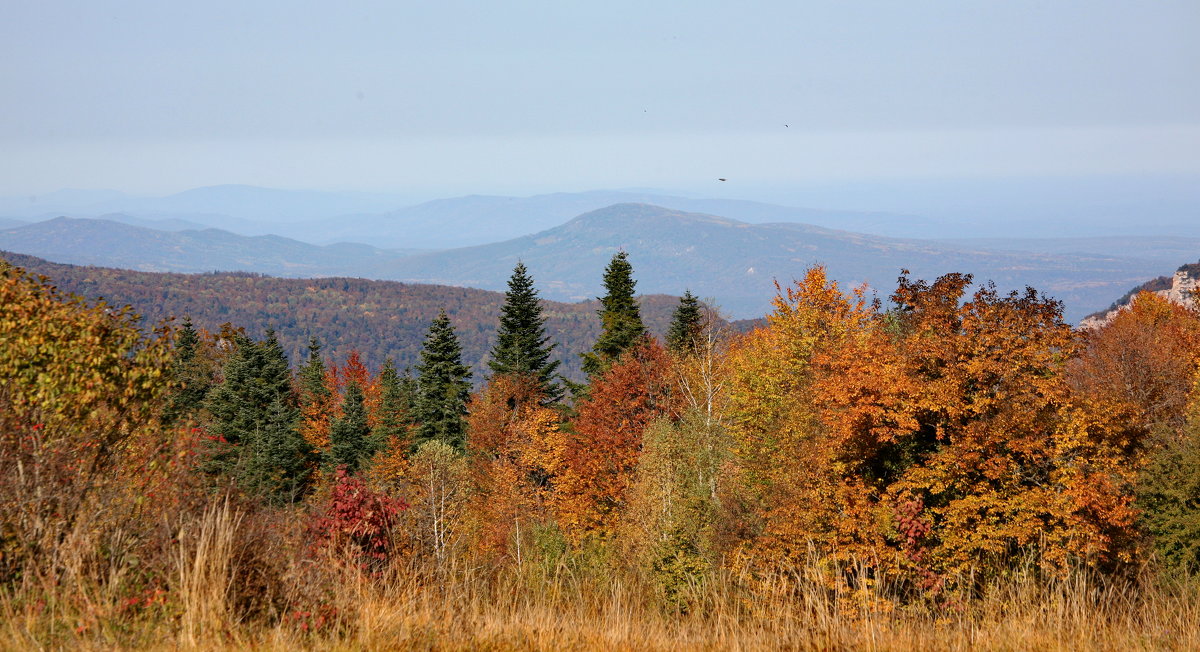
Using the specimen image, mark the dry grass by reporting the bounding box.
[4,533,1195,648]
[2,503,1198,651]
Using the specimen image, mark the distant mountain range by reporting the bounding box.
[1,186,938,248]
[0,217,411,276]
[290,191,940,249]
[0,185,416,223]
[1,202,1176,322]
[370,203,1169,321]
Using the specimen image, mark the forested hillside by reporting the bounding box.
[0,251,684,382]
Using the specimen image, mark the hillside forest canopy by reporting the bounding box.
[3,251,1200,649]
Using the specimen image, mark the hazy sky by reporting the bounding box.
[2,0,1197,196]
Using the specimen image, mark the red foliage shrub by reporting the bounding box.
[310,467,407,570]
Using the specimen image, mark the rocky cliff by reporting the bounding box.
[1081,261,1200,329]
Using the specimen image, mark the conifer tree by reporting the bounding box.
[298,337,331,407]
[374,358,416,445]
[415,310,472,450]
[666,290,705,353]
[247,395,313,503]
[489,262,562,403]
[205,330,312,501]
[297,337,337,453]
[329,379,374,472]
[582,251,646,376]
[165,317,212,423]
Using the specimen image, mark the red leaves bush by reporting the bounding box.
[310,467,407,570]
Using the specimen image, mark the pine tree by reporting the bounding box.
[374,358,416,445]
[667,290,705,353]
[205,329,312,501]
[582,251,646,376]
[329,379,374,472]
[165,317,212,423]
[489,262,562,403]
[414,310,472,450]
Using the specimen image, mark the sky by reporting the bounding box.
[1,0,1197,198]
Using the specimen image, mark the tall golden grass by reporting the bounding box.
[2,498,1198,651]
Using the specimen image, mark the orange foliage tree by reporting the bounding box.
[724,266,1147,586]
[555,339,677,543]
[1069,291,1200,441]
[464,375,563,559]
[885,279,1120,576]
[723,266,893,572]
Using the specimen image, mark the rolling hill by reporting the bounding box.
[371,203,1167,321]
[4,187,936,248]
[0,217,415,276]
[296,190,937,248]
[0,251,686,384]
[0,204,1178,323]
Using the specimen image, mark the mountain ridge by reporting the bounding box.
[371,203,1166,321]
[0,203,1177,323]
[0,250,685,384]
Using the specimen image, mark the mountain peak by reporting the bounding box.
[565,203,743,228]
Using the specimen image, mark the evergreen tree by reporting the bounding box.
[329,380,374,472]
[414,310,472,450]
[246,395,313,503]
[1137,405,1200,571]
[582,251,646,376]
[374,358,416,445]
[666,290,705,353]
[489,262,562,403]
[298,336,330,408]
[205,329,312,501]
[165,317,212,423]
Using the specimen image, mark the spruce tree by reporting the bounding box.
[582,251,646,376]
[246,395,313,503]
[165,317,212,423]
[297,336,330,408]
[329,380,374,472]
[667,290,705,353]
[374,358,416,445]
[205,330,312,501]
[414,310,472,450]
[489,262,562,403]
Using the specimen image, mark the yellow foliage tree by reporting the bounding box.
[723,266,889,573]
[0,259,171,579]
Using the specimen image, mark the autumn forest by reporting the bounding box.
[3,251,1200,650]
